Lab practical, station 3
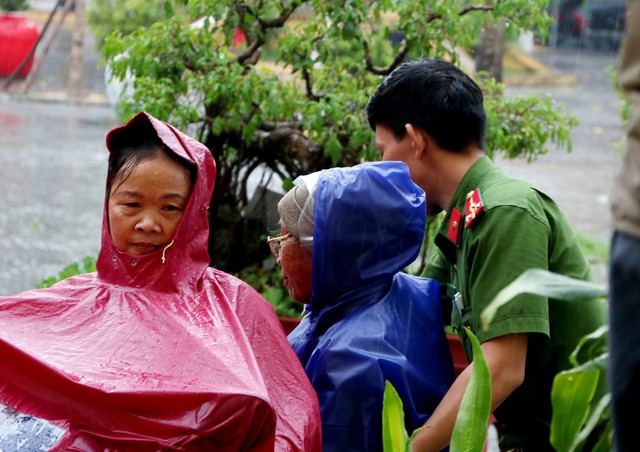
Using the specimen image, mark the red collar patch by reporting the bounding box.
[447,207,462,245]
[465,188,484,228]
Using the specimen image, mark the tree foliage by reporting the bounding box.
[99,0,574,272]
[0,0,29,12]
[87,0,188,51]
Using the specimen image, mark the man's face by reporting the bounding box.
[375,125,442,216]
[375,125,414,166]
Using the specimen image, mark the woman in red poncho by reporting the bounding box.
[0,111,321,451]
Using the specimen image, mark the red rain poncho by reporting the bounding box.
[0,112,321,451]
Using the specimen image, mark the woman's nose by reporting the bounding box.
[135,212,161,233]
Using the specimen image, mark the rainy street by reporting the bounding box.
[0,97,117,295]
[500,45,624,246]
[0,43,624,295]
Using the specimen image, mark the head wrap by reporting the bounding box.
[277,180,316,247]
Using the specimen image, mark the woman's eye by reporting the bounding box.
[124,202,140,208]
[164,204,183,212]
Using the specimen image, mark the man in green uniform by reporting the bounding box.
[367,58,606,451]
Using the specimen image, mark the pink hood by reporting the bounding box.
[0,112,321,451]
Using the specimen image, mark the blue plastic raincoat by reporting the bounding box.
[288,162,455,452]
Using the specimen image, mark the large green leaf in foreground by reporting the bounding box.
[480,269,607,329]
[450,327,492,452]
[382,381,423,452]
[550,368,600,452]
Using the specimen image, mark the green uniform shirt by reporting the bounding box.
[424,156,606,450]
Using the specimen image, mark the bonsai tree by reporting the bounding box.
[101,0,576,274]
[0,0,29,12]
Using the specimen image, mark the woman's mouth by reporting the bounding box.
[130,243,160,255]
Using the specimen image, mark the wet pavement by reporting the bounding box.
[498,45,623,283]
[500,45,623,245]
[0,19,624,294]
[0,96,117,295]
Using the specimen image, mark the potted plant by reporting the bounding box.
[0,0,39,78]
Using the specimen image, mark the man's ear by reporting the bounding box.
[405,124,428,160]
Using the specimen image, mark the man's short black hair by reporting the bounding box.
[367,58,486,152]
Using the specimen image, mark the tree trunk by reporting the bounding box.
[475,19,506,82]
[68,0,85,100]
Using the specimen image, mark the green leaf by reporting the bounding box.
[589,420,613,452]
[382,381,409,452]
[450,327,492,452]
[481,269,607,329]
[36,257,97,288]
[570,326,608,367]
[574,393,611,450]
[550,369,600,452]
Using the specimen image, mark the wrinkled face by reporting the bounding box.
[277,223,313,304]
[108,154,192,255]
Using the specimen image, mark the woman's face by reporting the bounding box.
[278,223,313,304]
[108,154,192,255]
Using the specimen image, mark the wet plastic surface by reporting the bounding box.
[289,162,455,451]
[0,112,321,451]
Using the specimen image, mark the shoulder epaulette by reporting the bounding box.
[465,188,484,228]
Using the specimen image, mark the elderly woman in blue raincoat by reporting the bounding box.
[269,161,455,452]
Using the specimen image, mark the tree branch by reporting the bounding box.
[258,5,295,29]
[236,36,265,65]
[458,5,494,17]
[302,66,324,101]
[362,37,408,76]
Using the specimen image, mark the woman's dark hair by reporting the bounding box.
[367,58,486,152]
[106,139,197,197]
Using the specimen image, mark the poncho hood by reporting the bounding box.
[0,111,321,451]
[98,111,215,291]
[311,161,426,307]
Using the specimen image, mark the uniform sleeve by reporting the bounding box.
[466,205,551,344]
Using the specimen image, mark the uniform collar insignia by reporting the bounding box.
[447,207,462,245]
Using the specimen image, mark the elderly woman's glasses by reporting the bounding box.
[267,233,292,259]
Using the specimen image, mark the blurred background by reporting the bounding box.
[0,0,627,298]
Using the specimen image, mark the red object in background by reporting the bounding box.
[232,27,246,47]
[278,316,302,335]
[447,334,470,377]
[0,13,39,78]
